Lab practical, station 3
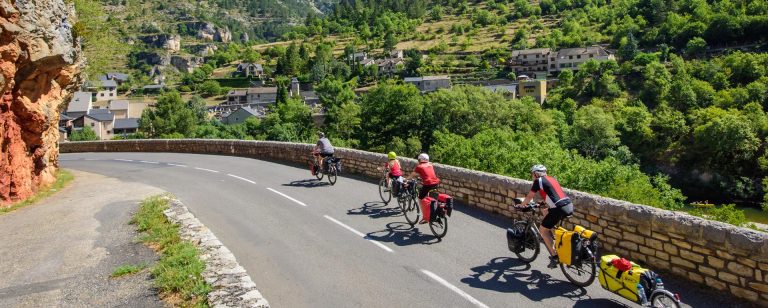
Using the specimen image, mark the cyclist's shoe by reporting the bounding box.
[548,255,559,268]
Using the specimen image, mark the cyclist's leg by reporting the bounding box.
[540,208,563,256]
[418,184,438,223]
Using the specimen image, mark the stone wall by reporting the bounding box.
[60,140,768,304]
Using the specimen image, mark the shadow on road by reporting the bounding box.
[347,201,401,219]
[461,257,593,303]
[365,222,440,245]
[282,179,330,188]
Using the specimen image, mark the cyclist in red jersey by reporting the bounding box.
[514,164,574,268]
[405,153,440,224]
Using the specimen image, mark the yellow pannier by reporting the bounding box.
[554,225,597,266]
[598,254,651,303]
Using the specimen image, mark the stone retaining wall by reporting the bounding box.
[61,140,768,304]
[163,197,269,308]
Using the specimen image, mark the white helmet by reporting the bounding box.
[417,153,430,162]
[531,164,547,173]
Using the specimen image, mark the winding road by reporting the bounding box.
[61,153,744,308]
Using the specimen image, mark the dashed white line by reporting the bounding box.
[194,167,220,173]
[113,159,134,162]
[421,269,489,308]
[167,163,187,167]
[228,174,256,184]
[324,215,394,253]
[139,160,159,164]
[267,188,307,206]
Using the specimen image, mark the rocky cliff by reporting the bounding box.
[0,0,83,205]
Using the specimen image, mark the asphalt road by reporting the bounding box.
[61,153,748,308]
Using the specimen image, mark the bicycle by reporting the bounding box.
[377,167,394,204]
[308,153,340,185]
[508,198,599,287]
[400,182,452,239]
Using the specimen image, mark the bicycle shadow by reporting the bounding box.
[461,257,590,303]
[282,179,330,188]
[347,201,401,219]
[365,222,440,246]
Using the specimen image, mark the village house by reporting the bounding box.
[74,109,115,140]
[404,76,452,93]
[222,106,264,125]
[348,52,368,63]
[508,48,552,78]
[108,100,130,119]
[236,63,265,79]
[99,72,130,85]
[376,58,406,75]
[552,46,615,71]
[66,91,93,119]
[517,78,548,105]
[247,87,278,105]
[113,118,140,136]
[84,80,118,102]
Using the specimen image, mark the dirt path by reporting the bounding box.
[0,169,164,307]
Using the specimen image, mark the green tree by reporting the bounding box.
[198,80,222,97]
[70,126,99,141]
[570,105,620,158]
[187,95,208,124]
[641,62,672,106]
[685,37,707,57]
[618,33,639,61]
[359,81,425,152]
[138,91,197,138]
[692,110,760,174]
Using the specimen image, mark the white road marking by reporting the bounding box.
[228,174,256,184]
[267,188,307,207]
[194,167,220,173]
[421,269,489,308]
[113,159,134,162]
[84,158,99,161]
[324,215,394,253]
[139,160,159,164]
[167,163,187,167]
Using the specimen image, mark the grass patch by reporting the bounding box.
[132,195,211,307]
[111,263,147,278]
[0,169,75,215]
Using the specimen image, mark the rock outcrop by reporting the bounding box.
[138,34,181,52]
[0,0,83,205]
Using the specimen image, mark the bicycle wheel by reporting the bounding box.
[513,221,540,263]
[378,177,391,204]
[328,166,338,185]
[650,291,680,308]
[403,195,420,226]
[429,208,448,239]
[314,163,324,180]
[560,246,597,287]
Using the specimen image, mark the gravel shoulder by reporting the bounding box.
[0,169,165,307]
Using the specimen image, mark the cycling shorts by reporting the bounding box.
[541,202,574,229]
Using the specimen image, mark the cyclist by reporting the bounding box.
[405,153,440,224]
[514,164,574,268]
[377,151,403,196]
[313,132,334,172]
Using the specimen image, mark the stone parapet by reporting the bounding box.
[61,140,768,304]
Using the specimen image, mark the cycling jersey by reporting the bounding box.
[415,162,440,186]
[531,176,571,209]
[316,137,334,154]
[389,160,403,177]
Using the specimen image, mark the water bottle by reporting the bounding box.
[637,283,648,305]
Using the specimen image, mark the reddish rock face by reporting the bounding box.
[0,0,82,205]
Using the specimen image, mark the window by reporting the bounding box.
[107,130,111,134]
[100,93,104,97]
[90,123,95,127]
[590,54,594,58]
[577,55,581,59]
[569,55,573,59]
[523,55,527,59]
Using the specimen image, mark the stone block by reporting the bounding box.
[719,271,740,284]
[680,249,705,263]
[622,233,644,245]
[688,272,704,284]
[646,238,663,250]
[675,241,692,250]
[716,250,735,260]
[619,224,637,233]
[709,256,725,269]
[705,277,728,291]
[619,241,639,251]
[639,245,656,256]
[691,245,712,255]
[730,285,759,302]
[647,256,670,269]
[698,266,717,277]
[670,256,696,269]
[651,232,670,241]
[738,258,757,268]
[603,228,622,239]
[637,224,651,236]
[656,251,670,261]
[727,261,754,277]
[750,282,768,293]
[586,214,598,223]
[663,243,678,255]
